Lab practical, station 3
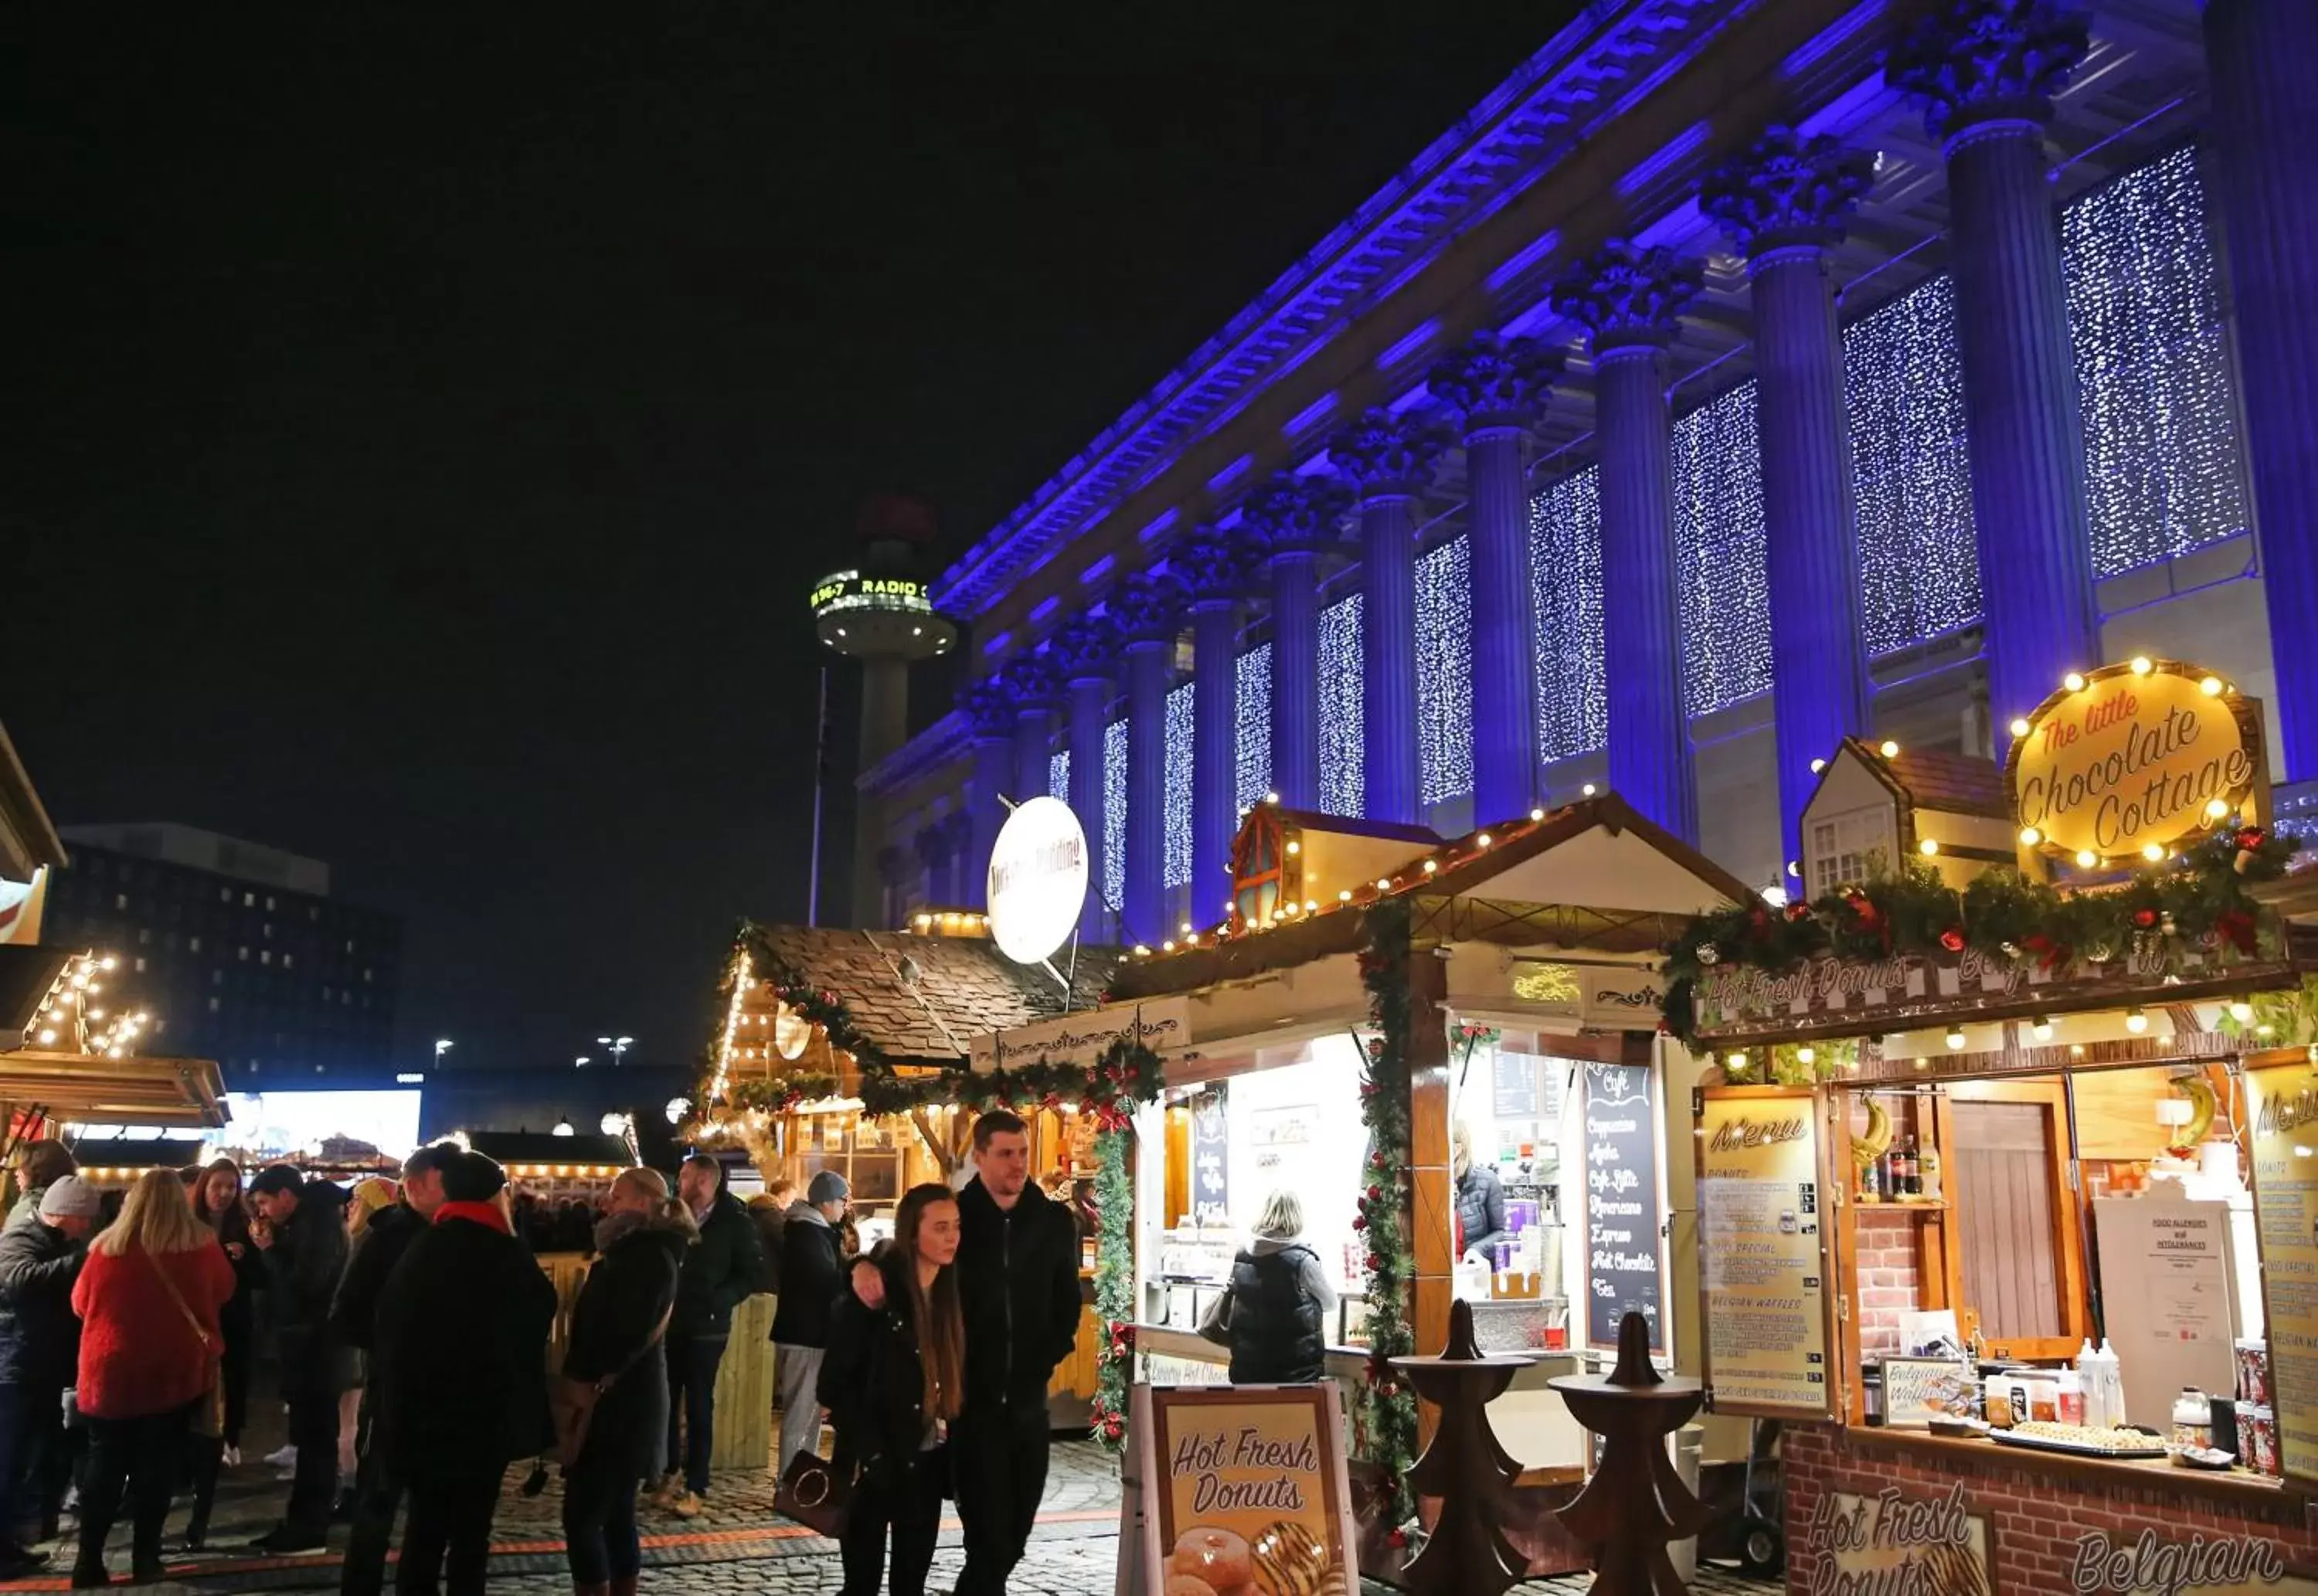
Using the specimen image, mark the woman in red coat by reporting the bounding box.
[69,1169,233,1588]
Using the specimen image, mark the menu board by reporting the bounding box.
[1493,1049,1540,1119]
[1582,1060,1667,1353]
[1190,1086,1230,1228]
[1698,1087,1833,1418]
[1131,1384,1358,1596]
[2246,1060,2318,1489]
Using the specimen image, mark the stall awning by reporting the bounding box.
[0,1051,225,1128]
[0,946,72,1036]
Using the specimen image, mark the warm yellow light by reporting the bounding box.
[1183,931,1198,945]
[2064,671,2086,691]
[1303,900,1318,912]
[2200,676,2224,697]
[2020,827,2041,845]
[1809,758,1825,774]
[1181,922,1193,935]
[2009,717,2032,739]
[2125,1007,2149,1034]
[1726,1051,1747,1069]
[100,956,117,971]
[1286,840,1300,855]
[1265,791,1280,805]
[1422,860,1437,874]
[1162,940,1176,953]
[1796,1046,1815,1065]
[2206,798,2231,820]
[1337,890,1352,903]
[1282,902,1299,917]
[2229,999,2254,1024]
[1918,838,1939,857]
[1375,878,1392,891]
[36,1029,53,1045]
[2075,849,2099,868]
[1878,739,1899,758]
[1133,944,1151,957]
[2129,656,2153,675]
[914,914,931,929]
[2141,842,2166,862]
[1529,807,1545,821]
[2032,1017,2053,1041]
[1946,1027,1966,1051]
[1476,832,1493,847]
[1582,783,1597,796]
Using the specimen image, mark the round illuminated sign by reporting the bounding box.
[2006,660,2259,864]
[987,796,1089,964]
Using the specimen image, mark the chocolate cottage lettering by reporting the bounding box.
[2017,703,2255,851]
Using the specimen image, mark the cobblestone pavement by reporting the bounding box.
[0,1428,1771,1594]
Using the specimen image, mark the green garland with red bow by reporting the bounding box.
[1659,823,2300,1047]
[1354,898,1419,1547]
[1089,1124,1136,1453]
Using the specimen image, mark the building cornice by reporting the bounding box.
[858,710,971,802]
[933,0,1787,622]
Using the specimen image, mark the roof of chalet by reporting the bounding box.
[1113,793,1751,1000]
[742,922,1123,1065]
[1818,737,2010,822]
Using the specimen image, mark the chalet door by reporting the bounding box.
[1945,1080,2090,1362]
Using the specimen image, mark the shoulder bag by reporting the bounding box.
[552,1299,672,1469]
[146,1248,226,1439]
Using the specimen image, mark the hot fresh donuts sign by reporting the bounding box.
[1138,1385,1358,1596]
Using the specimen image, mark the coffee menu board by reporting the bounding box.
[1698,1085,1834,1419]
[1582,1060,1667,1353]
[1132,1384,1358,1596]
[2246,1058,2318,1489]
[1189,1085,1231,1228]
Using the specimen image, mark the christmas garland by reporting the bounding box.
[1089,1125,1136,1453]
[1353,897,1419,1547]
[1660,823,2299,1048]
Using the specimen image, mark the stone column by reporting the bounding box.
[1702,127,1878,874]
[1552,241,1705,842]
[960,677,1016,910]
[1005,653,1059,806]
[1113,572,1182,948]
[1177,525,1256,927]
[1332,409,1448,826]
[2204,0,2318,779]
[1888,2,2099,730]
[1052,617,1115,942]
[1242,474,1348,810]
[1429,333,1558,823]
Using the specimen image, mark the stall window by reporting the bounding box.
[1807,805,1896,898]
[1946,1080,2089,1360]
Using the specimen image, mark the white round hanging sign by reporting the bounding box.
[986,796,1089,965]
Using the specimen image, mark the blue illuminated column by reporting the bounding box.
[1052,616,1115,942]
[2205,0,2318,779]
[1552,242,1704,842]
[1331,409,1447,826]
[1113,572,1183,946]
[1242,474,1348,810]
[1177,525,1255,923]
[1428,333,1557,823]
[1004,652,1058,806]
[1889,3,2099,729]
[960,677,1017,910]
[1702,128,1877,874]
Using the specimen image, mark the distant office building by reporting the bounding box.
[42,823,400,1082]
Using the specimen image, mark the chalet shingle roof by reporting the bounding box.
[1876,743,2010,820]
[743,923,1120,1065]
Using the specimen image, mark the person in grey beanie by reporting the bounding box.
[768,1171,848,1477]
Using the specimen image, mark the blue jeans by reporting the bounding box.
[0,1381,62,1547]
[561,1448,639,1585]
[664,1336,726,1495]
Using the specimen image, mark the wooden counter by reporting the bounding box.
[1841,1423,2293,1511]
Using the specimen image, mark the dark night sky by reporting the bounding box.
[11,5,1564,1073]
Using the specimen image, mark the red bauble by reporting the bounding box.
[2132,908,2158,929]
[1351,1213,1368,1232]
[1939,928,1965,953]
[1366,1183,1382,1201]
[1784,902,1810,923]
[2238,828,2267,851]
[1365,1252,1383,1272]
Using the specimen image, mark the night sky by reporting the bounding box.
[13,5,1565,1073]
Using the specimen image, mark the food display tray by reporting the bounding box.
[1990,1428,2167,1460]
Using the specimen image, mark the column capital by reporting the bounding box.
[1109,569,1184,649]
[1327,407,1451,503]
[1550,240,1704,356]
[959,677,1016,743]
[1886,0,2089,142]
[1049,616,1114,685]
[1174,521,1259,607]
[1240,472,1353,563]
[1426,331,1562,436]
[1699,127,1877,259]
[1000,650,1060,714]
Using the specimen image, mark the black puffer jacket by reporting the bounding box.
[770,1205,843,1350]
[374,1212,556,1481]
[820,1253,951,1483]
[0,1214,83,1387]
[564,1211,689,1479]
[1226,1243,1327,1385]
[328,1202,427,1355]
[671,1189,766,1340]
[955,1177,1080,1414]
[264,1179,352,1395]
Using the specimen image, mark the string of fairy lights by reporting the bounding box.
[1673,379,1770,717]
[1162,679,1194,889]
[1528,465,1607,762]
[1415,535,1472,806]
[1318,592,1364,817]
[1232,640,1271,815]
[22,952,151,1060]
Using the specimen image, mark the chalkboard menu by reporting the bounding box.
[1189,1086,1230,1227]
[1582,1061,1666,1354]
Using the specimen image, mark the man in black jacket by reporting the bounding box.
[653,1155,766,1517]
[770,1170,848,1479]
[0,1177,96,1576]
[332,1140,460,1596]
[247,1165,351,1553]
[858,1110,1079,1594]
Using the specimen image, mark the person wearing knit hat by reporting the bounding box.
[767,1170,851,1485]
[0,1175,97,1575]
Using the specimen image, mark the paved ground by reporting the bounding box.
[0,1420,1773,1594]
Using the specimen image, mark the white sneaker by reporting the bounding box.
[263,1445,297,1468]
[221,1445,241,1468]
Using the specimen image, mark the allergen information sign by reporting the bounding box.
[1582,1061,1667,1353]
[2247,1059,2318,1489]
[1698,1086,1832,1418]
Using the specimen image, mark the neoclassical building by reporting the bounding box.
[854,0,2316,949]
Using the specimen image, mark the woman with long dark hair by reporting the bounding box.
[70,1170,233,1587]
[182,1160,260,1549]
[559,1167,694,1596]
[820,1182,965,1596]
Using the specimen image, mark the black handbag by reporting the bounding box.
[773,1448,856,1539]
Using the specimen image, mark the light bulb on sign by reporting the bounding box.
[2064,672,2086,692]
[1809,759,1825,774]
[2020,827,2041,846]
[2141,843,2166,862]
[2009,718,2032,739]
[1919,839,1939,857]
[2075,850,2099,869]
[2205,799,2231,820]
[1878,740,1899,758]
[2201,676,2224,697]
[2130,656,2153,675]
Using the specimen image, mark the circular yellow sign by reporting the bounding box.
[2007,663,2257,861]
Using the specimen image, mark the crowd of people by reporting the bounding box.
[0,1106,1089,1596]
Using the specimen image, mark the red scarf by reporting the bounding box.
[433,1200,511,1235]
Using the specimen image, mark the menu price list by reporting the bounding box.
[2246,1061,2318,1482]
[1699,1094,1830,1417]
[1582,1061,1665,1352]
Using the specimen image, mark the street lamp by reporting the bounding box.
[599,1111,630,1137]
[574,1055,590,1069]
[552,1117,575,1138]
[433,1039,454,1068]
[596,1035,634,1068]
